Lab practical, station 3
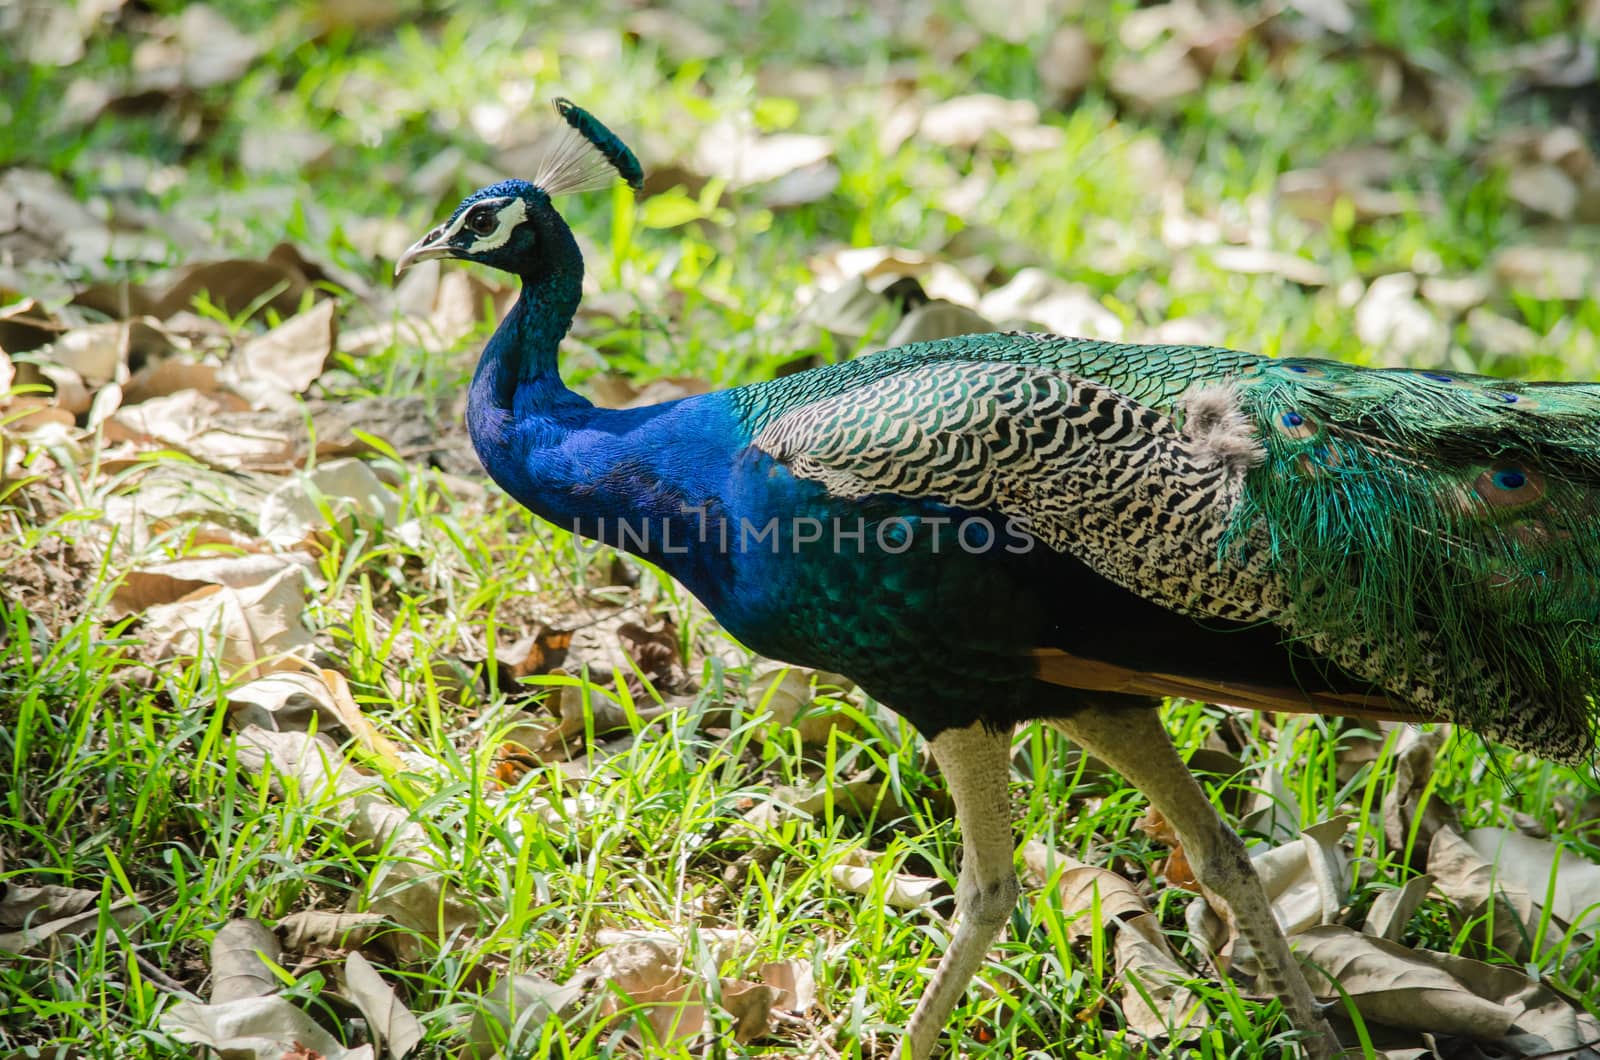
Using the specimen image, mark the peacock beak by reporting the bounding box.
[394,225,455,277]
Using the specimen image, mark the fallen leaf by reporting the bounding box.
[234,729,481,953]
[1108,43,1204,114]
[161,995,374,1060]
[1355,273,1445,361]
[141,565,315,681]
[1382,726,1455,871]
[1464,827,1600,937]
[258,458,398,549]
[759,958,816,1013]
[222,300,338,410]
[1116,912,1209,1041]
[1039,26,1098,101]
[131,4,263,94]
[918,94,1063,152]
[749,665,857,747]
[884,301,995,346]
[275,911,390,952]
[1494,245,1596,302]
[1295,925,1518,1037]
[1208,246,1330,288]
[465,972,586,1060]
[1023,840,1151,940]
[719,979,776,1043]
[1239,766,1302,842]
[0,883,99,928]
[111,553,313,618]
[1506,162,1580,221]
[210,918,282,1004]
[831,851,940,911]
[693,122,833,189]
[0,896,143,954]
[979,268,1124,340]
[1428,825,1538,960]
[1363,874,1435,943]
[342,951,423,1060]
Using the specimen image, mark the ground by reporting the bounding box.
[3,1,1600,1058]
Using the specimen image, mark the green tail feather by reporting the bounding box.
[1220,358,1600,762]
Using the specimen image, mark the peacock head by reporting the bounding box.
[395,98,642,281]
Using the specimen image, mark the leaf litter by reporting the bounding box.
[6,5,1600,1057]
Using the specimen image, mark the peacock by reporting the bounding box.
[396,100,1600,1060]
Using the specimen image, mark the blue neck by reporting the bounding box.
[471,254,587,420]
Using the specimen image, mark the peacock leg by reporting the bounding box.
[905,720,1020,1060]
[1052,702,1339,1060]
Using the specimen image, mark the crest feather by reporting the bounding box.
[531,98,644,196]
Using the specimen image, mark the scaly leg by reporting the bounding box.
[1053,702,1338,1060]
[904,720,1019,1060]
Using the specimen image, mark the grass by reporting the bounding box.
[4,0,1600,1057]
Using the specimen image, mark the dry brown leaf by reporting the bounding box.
[111,553,312,618]
[1494,245,1596,302]
[465,972,586,1060]
[222,299,337,410]
[1507,162,1580,221]
[1208,246,1330,288]
[321,670,410,774]
[1108,43,1204,113]
[1116,912,1209,1041]
[1464,827,1600,937]
[0,896,143,954]
[1382,726,1455,871]
[1294,925,1517,1037]
[693,122,833,189]
[625,9,722,63]
[1021,841,1150,939]
[1466,307,1542,357]
[1356,274,1445,361]
[979,268,1124,340]
[1418,273,1491,314]
[141,565,314,681]
[161,996,374,1060]
[131,4,262,94]
[1277,166,1418,225]
[778,769,911,825]
[258,458,398,549]
[719,979,777,1043]
[884,301,995,347]
[759,958,816,1013]
[593,928,757,995]
[275,910,390,952]
[0,883,99,928]
[831,850,940,911]
[36,363,91,415]
[627,979,703,1048]
[749,665,857,747]
[1040,26,1098,101]
[1239,766,1302,842]
[1427,826,1537,960]
[342,951,423,1060]
[0,169,127,274]
[1362,873,1434,943]
[210,918,282,1004]
[1411,946,1600,1054]
[38,322,128,385]
[918,95,1063,152]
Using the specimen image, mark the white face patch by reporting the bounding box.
[464,197,528,254]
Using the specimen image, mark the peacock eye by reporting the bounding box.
[467,208,498,235]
